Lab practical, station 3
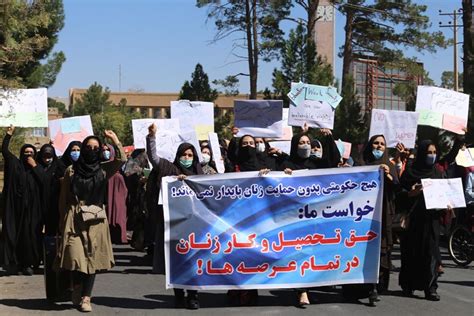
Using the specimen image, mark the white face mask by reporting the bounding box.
[201,153,211,164]
[256,143,266,153]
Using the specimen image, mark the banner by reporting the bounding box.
[0,88,48,127]
[163,166,383,290]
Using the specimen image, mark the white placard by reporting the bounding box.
[234,100,283,138]
[0,88,48,127]
[288,99,335,129]
[171,100,214,140]
[274,108,293,141]
[421,178,466,209]
[48,115,94,156]
[154,130,202,164]
[268,141,291,155]
[369,109,419,148]
[208,132,225,173]
[132,118,180,149]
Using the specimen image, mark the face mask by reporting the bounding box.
[201,153,211,164]
[70,151,80,162]
[83,148,100,164]
[103,150,111,160]
[297,145,311,159]
[44,157,53,165]
[239,146,256,160]
[180,158,193,169]
[372,149,384,160]
[311,151,323,159]
[256,143,266,153]
[425,154,437,166]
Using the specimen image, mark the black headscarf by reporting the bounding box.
[72,136,106,205]
[401,139,441,190]
[19,144,37,169]
[282,133,318,170]
[37,144,58,169]
[362,135,391,166]
[60,140,82,167]
[236,135,261,172]
[172,142,203,176]
[201,145,218,171]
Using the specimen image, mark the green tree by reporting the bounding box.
[0,0,65,89]
[47,97,67,115]
[271,23,333,106]
[462,0,474,142]
[441,71,464,90]
[213,75,240,97]
[197,0,291,99]
[179,63,218,102]
[73,82,114,116]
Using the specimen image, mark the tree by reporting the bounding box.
[0,0,65,89]
[47,97,67,115]
[463,0,474,142]
[73,82,114,116]
[213,75,240,97]
[197,0,291,99]
[179,63,218,102]
[271,23,333,106]
[440,71,464,90]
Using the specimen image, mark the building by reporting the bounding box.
[351,55,424,112]
[68,89,261,118]
[25,107,63,148]
[314,0,336,74]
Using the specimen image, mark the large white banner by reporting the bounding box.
[369,109,419,148]
[0,88,48,127]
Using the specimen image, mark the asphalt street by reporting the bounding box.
[1,244,472,316]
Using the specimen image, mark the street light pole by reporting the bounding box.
[439,9,464,91]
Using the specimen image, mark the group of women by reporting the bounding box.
[0,120,463,312]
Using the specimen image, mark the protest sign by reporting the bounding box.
[154,129,203,163]
[335,139,352,159]
[288,99,335,129]
[208,132,225,174]
[455,148,474,168]
[0,88,48,127]
[268,140,291,155]
[171,100,214,140]
[49,115,93,156]
[132,118,180,149]
[275,108,293,141]
[368,109,419,148]
[416,86,469,134]
[234,100,283,138]
[421,178,466,210]
[162,166,383,290]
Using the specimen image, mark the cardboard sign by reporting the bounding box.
[369,109,419,148]
[48,115,94,156]
[0,88,48,127]
[171,100,214,140]
[132,118,180,149]
[234,100,283,138]
[422,178,466,209]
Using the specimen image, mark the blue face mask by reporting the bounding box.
[103,150,111,160]
[180,159,193,169]
[372,149,384,160]
[426,154,437,166]
[70,151,80,162]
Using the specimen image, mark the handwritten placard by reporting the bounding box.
[416,86,469,134]
[455,148,474,168]
[154,129,202,163]
[288,99,335,129]
[171,100,214,140]
[268,140,291,155]
[234,100,283,138]
[49,115,94,156]
[369,109,419,148]
[421,178,466,209]
[132,119,180,149]
[0,88,48,127]
[335,139,352,159]
[208,132,225,174]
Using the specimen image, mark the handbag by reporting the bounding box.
[76,196,106,222]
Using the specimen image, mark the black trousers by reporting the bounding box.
[73,271,96,297]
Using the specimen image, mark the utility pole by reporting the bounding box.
[119,64,122,92]
[439,9,464,91]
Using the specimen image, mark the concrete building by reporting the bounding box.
[314,0,336,74]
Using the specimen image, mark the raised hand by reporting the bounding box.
[26,156,37,168]
[104,130,120,145]
[148,123,157,137]
[6,125,15,136]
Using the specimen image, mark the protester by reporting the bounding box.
[254,137,288,170]
[1,125,45,276]
[146,123,203,310]
[102,143,128,244]
[37,143,66,236]
[398,140,449,301]
[56,130,125,312]
[390,143,410,177]
[200,145,218,174]
[60,141,82,168]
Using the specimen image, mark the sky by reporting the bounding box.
[48,0,464,98]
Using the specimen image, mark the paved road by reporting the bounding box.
[1,244,472,315]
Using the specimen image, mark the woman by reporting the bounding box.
[1,126,45,275]
[399,140,447,301]
[254,137,288,171]
[60,141,82,168]
[342,135,398,305]
[57,130,125,312]
[146,123,202,310]
[279,129,341,307]
[37,143,66,236]
[200,145,218,175]
[102,143,128,244]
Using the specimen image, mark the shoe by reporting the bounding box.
[298,291,310,308]
[186,294,200,310]
[368,289,378,306]
[22,267,33,276]
[72,285,82,306]
[5,265,18,276]
[80,297,92,312]
[425,291,440,301]
[402,288,414,297]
